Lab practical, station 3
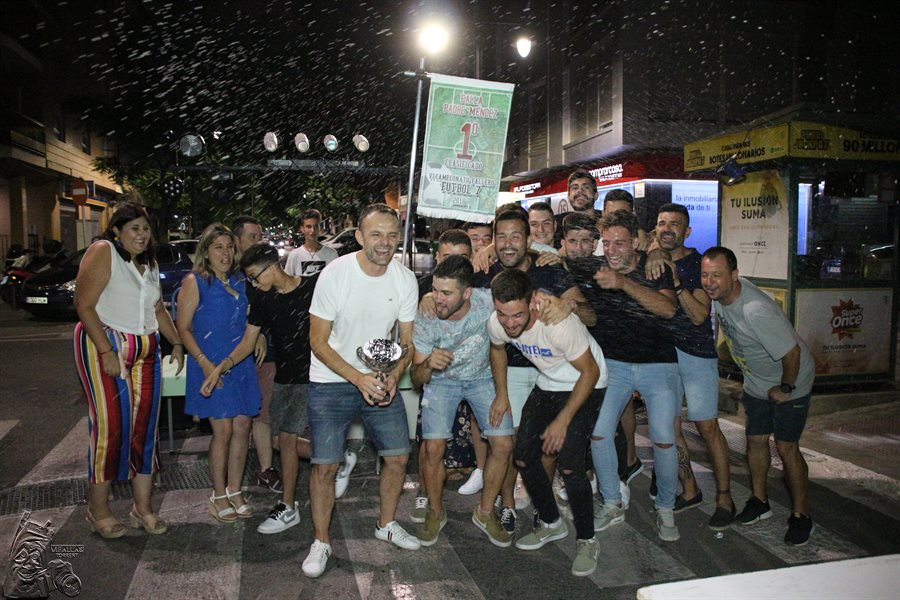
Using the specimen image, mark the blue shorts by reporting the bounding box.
[742,391,811,443]
[674,348,720,422]
[508,366,538,428]
[308,382,411,464]
[421,378,514,439]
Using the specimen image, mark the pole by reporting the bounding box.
[402,56,426,268]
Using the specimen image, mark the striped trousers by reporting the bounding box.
[73,322,162,483]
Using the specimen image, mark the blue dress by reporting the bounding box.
[184,273,260,419]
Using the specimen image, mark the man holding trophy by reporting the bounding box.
[304,204,421,578]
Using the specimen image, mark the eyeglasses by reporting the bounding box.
[244,262,275,284]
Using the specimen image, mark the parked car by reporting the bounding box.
[169,238,199,261]
[21,243,193,319]
[323,227,434,275]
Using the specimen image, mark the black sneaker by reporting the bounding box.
[736,496,773,526]
[784,514,813,546]
[673,491,703,513]
[620,457,643,484]
[648,471,658,500]
[708,504,736,531]
[500,507,517,534]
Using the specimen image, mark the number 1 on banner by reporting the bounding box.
[457,122,478,160]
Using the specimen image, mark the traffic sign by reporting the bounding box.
[72,178,88,206]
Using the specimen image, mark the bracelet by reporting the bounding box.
[672,284,683,293]
[676,287,685,295]
[225,356,235,369]
[196,353,207,362]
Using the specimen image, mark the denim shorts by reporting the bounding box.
[674,348,720,422]
[421,377,514,439]
[308,381,411,464]
[270,382,309,435]
[742,391,811,443]
[507,366,539,428]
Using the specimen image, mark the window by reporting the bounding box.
[81,129,91,154]
[54,113,65,142]
[567,44,613,143]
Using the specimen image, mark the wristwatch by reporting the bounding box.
[779,382,796,394]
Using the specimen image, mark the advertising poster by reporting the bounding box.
[416,74,515,222]
[795,288,893,376]
[720,170,790,279]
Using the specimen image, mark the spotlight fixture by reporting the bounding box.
[323,134,338,152]
[716,154,747,186]
[352,134,370,152]
[294,133,310,153]
[161,175,184,200]
[178,134,205,158]
[263,132,280,152]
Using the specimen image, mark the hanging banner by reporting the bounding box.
[720,169,790,279]
[416,74,515,222]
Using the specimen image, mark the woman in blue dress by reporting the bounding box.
[176,223,260,523]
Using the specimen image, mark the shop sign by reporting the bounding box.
[790,121,900,161]
[416,73,515,222]
[720,169,790,279]
[684,124,789,172]
[794,288,893,376]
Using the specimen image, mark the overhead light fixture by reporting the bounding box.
[263,131,280,152]
[161,175,184,200]
[419,23,449,55]
[323,134,338,152]
[352,134,370,152]
[178,134,205,158]
[515,37,532,58]
[294,133,310,153]
[716,154,747,186]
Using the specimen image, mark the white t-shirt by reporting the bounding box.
[488,312,608,392]
[284,244,338,277]
[96,240,160,335]
[309,252,418,383]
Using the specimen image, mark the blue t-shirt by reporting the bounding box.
[669,251,717,358]
[413,289,494,381]
[474,253,578,367]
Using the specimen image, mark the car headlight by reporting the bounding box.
[60,279,77,292]
[159,272,167,279]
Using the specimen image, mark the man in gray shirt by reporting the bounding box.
[701,246,816,546]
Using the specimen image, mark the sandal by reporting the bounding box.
[129,505,168,535]
[209,492,238,523]
[226,487,254,518]
[86,508,126,539]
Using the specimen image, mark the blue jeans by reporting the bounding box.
[591,360,680,509]
[308,382,411,464]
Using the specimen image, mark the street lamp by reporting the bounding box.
[516,36,532,58]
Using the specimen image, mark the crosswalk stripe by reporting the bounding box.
[336,475,488,600]
[634,431,867,565]
[124,489,244,600]
[18,417,88,486]
[0,419,18,443]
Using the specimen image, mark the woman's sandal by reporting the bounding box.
[226,487,254,518]
[129,505,168,535]
[209,492,238,523]
[86,508,126,539]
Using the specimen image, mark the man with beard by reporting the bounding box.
[701,246,815,546]
[648,204,735,530]
[411,255,514,547]
[303,204,421,578]
[489,268,608,577]
[571,210,681,542]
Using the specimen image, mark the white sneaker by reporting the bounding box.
[375,520,421,550]
[558,473,598,502]
[657,508,680,542]
[302,539,332,578]
[620,480,631,511]
[335,449,358,499]
[514,478,531,510]
[256,501,300,534]
[458,468,484,495]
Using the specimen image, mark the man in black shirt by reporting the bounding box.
[202,244,317,536]
[570,210,682,542]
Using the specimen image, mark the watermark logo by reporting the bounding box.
[2,510,82,598]
[830,298,863,340]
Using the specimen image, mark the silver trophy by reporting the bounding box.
[356,338,408,405]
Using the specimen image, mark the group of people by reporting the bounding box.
[72,169,816,580]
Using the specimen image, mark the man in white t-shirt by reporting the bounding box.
[285,208,338,277]
[302,204,420,578]
[488,268,608,577]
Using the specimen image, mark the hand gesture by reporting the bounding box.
[594,266,623,290]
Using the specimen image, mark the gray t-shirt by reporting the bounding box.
[715,278,815,399]
[413,288,494,381]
